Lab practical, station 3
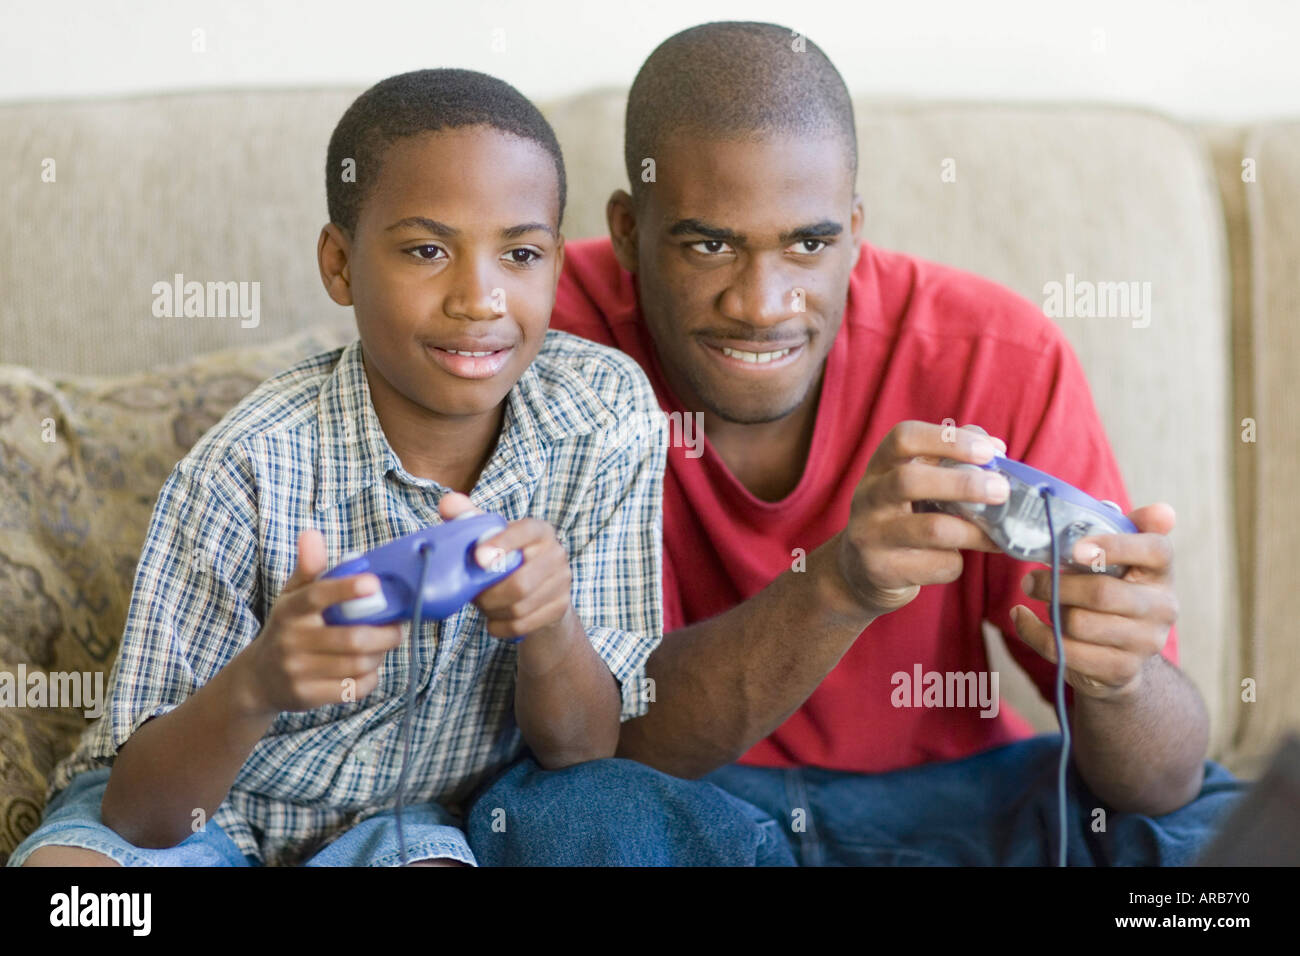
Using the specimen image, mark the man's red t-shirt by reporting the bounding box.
[552,237,1179,774]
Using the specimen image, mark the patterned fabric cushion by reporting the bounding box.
[0,325,354,862]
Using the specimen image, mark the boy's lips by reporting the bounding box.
[424,341,516,380]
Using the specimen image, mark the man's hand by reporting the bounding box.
[1010,503,1179,700]
[835,420,1010,617]
[437,492,574,642]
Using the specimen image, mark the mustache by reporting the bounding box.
[693,328,811,344]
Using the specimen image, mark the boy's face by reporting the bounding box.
[320,125,563,422]
[610,132,861,426]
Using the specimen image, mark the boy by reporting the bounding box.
[11,68,666,867]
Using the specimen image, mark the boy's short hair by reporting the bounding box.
[326,68,567,234]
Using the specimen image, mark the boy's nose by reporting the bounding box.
[444,261,506,321]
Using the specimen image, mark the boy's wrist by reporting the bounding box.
[515,604,584,675]
[223,649,278,721]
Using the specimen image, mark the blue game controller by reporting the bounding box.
[320,513,522,626]
[917,454,1138,576]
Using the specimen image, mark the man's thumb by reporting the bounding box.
[285,529,328,591]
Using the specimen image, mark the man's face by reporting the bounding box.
[324,125,563,422]
[619,132,862,425]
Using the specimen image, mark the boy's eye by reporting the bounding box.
[689,239,732,255]
[503,248,542,265]
[407,244,446,262]
[789,239,828,255]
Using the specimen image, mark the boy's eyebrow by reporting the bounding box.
[668,218,844,245]
[501,222,557,239]
[385,217,556,239]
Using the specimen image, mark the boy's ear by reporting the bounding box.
[318,223,354,306]
[551,233,565,292]
[606,189,639,275]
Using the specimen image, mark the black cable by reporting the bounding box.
[1041,488,1070,867]
[392,543,437,866]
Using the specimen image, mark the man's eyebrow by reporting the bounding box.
[668,218,745,243]
[383,217,556,239]
[779,220,843,243]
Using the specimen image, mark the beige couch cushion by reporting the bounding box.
[0,326,353,862]
[0,87,1244,766]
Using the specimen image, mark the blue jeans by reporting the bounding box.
[466,735,1248,866]
[466,756,796,865]
[7,766,476,867]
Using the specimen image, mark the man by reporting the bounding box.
[466,20,1245,866]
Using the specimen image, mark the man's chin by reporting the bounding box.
[695,387,807,426]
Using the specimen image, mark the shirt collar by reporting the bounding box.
[314,336,615,512]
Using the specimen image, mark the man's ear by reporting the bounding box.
[318,223,354,306]
[606,189,639,274]
[849,193,865,267]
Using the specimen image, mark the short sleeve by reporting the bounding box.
[105,459,263,753]
[562,368,668,722]
[983,326,1180,709]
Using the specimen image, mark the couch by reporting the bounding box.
[2,87,1297,862]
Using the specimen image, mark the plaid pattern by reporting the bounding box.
[49,331,666,866]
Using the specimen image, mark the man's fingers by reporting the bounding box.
[472,519,553,569]
[875,460,1010,509]
[1069,532,1174,580]
[882,420,1005,468]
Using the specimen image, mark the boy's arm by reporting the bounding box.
[101,464,399,849]
[97,463,265,847]
[444,367,667,768]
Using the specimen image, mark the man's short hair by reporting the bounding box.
[624,21,857,201]
[327,68,567,234]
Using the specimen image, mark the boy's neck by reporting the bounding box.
[360,351,505,494]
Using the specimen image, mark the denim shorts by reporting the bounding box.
[6,767,476,867]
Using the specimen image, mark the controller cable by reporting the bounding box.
[1040,487,1070,867]
[391,542,437,866]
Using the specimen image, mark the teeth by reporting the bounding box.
[446,349,496,357]
[720,347,792,364]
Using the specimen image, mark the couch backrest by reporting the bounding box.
[0,88,1252,760]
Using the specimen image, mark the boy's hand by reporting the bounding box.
[438,492,573,641]
[239,529,404,715]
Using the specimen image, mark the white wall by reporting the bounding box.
[2,0,1297,121]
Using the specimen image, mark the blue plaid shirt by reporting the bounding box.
[50,331,667,865]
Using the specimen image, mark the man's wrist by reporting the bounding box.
[810,535,883,628]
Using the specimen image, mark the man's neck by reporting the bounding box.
[361,352,504,494]
[702,372,823,502]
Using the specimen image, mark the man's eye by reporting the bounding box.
[790,239,828,254]
[407,244,446,261]
[690,240,731,255]
[504,248,541,265]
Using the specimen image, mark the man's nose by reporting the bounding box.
[718,255,799,328]
[443,257,505,321]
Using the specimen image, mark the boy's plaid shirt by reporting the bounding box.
[49,330,667,865]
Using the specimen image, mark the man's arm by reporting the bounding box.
[616,422,1011,779]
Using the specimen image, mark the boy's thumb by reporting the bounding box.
[285,529,328,591]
